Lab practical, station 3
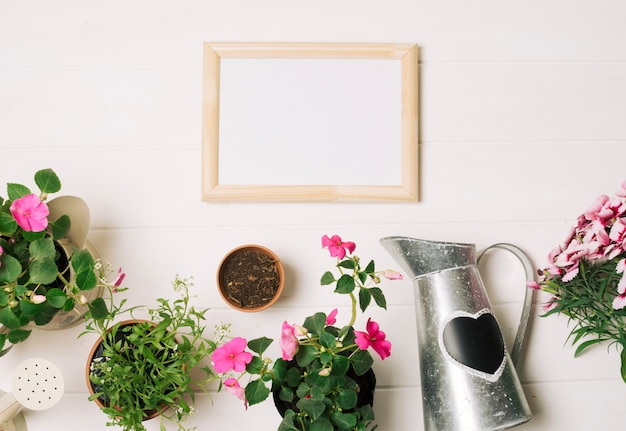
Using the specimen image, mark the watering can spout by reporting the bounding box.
[379,236,476,279]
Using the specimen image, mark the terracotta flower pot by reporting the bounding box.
[217,244,284,312]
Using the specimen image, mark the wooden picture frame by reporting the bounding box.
[201,42,419,202]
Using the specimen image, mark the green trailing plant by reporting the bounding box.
[82,275,228,431]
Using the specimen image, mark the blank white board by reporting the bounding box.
[202,42,419,202]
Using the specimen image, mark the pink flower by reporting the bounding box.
[326,308,338,325]
[279,321,300,361]
[612,292,626,310]
[354,318,391,360]
[321,234,356,260]
[0,245,3,268]
[542,297,559,313]
[10,194,49,232]
[112,268,126,291]
[383,270,403,280]
[224,378,248,409]
[526,280,541,290]
[211,337,253,373]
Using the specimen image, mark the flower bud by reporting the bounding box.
[383,270,403,280]
[318,368,331,377]
[31,295,46,304]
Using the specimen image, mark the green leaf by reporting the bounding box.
[338,259,355,270]
[246,356,263,374]
[0,212,17,235]
[350,350,374,376]
[331,355,350,376]
[364,259,375,274]
[331,412,358,430]
[359,288,372,312]
[369,287,387,310]
[0,253,22,283]
[285,366,302,387]
[7,183,31,200]
[0,307,22,330]
[244,379,270,406]
[0,290,7,307]
[278,414,299,431]
[319,331,336,349]
[335,274,355,294]
[303,312,327,337]
[34,169,62,194]
[272,358,288,382]
[359,403,375,421]
[28,257,58,284]
[49,214,71,240]
[19,298,46,316]
[310,418,334,431]
[296,344,319,368]
[320,271,335,286]
[573,337,608,357]
[70,249,95,274]
[22,230,46,241]
[337,388,357,410]
[75,269,97,291]
[8,328,31,344]
[248,336,273,355]
[278,385,294,402]
[87,297,109,320]
[297,398,327,421]
[45,288,67,308]
[29,238,55,260]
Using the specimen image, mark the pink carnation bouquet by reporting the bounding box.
[528,180,626,381]
[211,235,402,430]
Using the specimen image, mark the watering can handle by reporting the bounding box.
[477,243,535,366]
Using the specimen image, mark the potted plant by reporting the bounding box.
[217,244,284,312]
[83,274,228,431]
[0,168,112,355]
[528,179,626,382]
[211,234,403,431]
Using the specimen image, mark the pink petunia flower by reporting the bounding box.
[321,234,356,260]
[10,194,49,232]
[211,337,253,373]
[326,308,338,325]
[279,321,300,361]
[354,318,391,360]
[224,378,248,409]
[0,245,3,268]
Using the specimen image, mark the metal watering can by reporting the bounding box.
[380,237,534,431]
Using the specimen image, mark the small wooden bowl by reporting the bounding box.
[217,244,284,312]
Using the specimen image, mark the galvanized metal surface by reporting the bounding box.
[380,236,532,431]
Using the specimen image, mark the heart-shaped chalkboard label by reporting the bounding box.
[442,311,505,378]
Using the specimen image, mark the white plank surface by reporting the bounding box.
[1,1,626,430]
